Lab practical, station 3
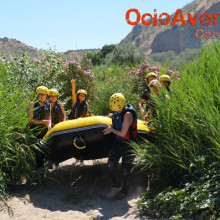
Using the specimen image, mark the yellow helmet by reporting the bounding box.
[159,75,171,82]
[146,72,157,80]
[36,86,48,94]
[77,89,87,95]
[109,93,126,111]
[149,79,161,88]
[48,88,59,96]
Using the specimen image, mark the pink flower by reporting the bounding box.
[154,71,160,77]
[148,66,159,71]
[68,60,80,66]
[168,69,175,76]
[31,58,38,62]
[64,64,69,69]
[87,99,90,103]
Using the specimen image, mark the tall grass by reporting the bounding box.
[0,61,44,197]
[134,42,220,218]
[134,42,220,182]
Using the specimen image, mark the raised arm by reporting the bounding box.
[71,79,77,107]
[138,98,146,116]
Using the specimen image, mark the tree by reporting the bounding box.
[105,44,145,66]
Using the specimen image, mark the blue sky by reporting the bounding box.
[0,0,194,52]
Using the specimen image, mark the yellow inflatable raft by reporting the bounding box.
[43,116,150,163]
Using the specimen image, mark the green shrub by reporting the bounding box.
[84,44,116,66]
[138,162,220,219]
[91,64,139,115]
[150,48,200,69]
[105,44,145,66]
[0,61,45,197]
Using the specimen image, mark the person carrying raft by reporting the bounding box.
[138,72,157,120]
[103,93,138,200]
[143,79,161,122]
[28,86,52,137]
[48,88,66,127]
[28,86,52,167]
[69,79,89,119]
[70,79,89,165]
[159,74,173,94]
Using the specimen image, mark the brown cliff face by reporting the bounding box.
[0,37,99,60]
[121,0,220,54]
[0,37,40,58]
[63,49,100,61]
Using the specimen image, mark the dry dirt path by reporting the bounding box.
[0,158,153,220]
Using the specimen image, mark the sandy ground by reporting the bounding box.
[0,158,152,220]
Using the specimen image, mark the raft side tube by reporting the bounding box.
[45,124,114,162]
[43,116,112,140]
[43,116,151,163]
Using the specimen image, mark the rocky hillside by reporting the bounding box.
[63,49,99,60]
[0,37,99,60]
[121,0,220,54]
[0,37,40,58]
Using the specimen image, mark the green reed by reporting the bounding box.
[0,61,44,197]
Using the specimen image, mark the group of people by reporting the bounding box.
[138,72,172,122]
[28,72,172,199]
[28,79,89,166]
[28,79,89,134]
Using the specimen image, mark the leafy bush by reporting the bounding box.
[85,44,116,65]
[138,162,220,219]
[150,48,200,69]
[91,64,139,115]
[104,44,145,66]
